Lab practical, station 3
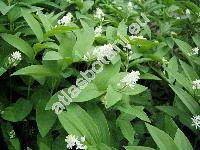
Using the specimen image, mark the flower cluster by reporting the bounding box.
[128,2,133,10]
[191,115,200,129]
[94,25,103,37]
[192,47,199,55]
[94,8,105,21]
[120,71,140,89]
[9,130,15,139]
[8,51,22,67]
[93,44,115,61]
[162,57,169,65]
[192,79,200,89]
[57,12,73,26]
[65,134,87,149]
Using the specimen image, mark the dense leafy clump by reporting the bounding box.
[0,0,200,150]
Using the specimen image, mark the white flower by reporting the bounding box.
[8,51,22,66]
[192,47,199,55]
[185,9,190,15]
[65,135,78,149]
[162,57,169,65]
[94,8,105,20]
[120,71,140,89]
[27,147,32,150]
[117,7,122,10]
[192,79,200,89]
[130,35,147,40]
[9,130,15,139]
[65,135,87,150]
[80,136,86,142]
[57,12,73,26]
[128,2,133,10]
[125,44,131,50]
[191,115,200,129]
[76,142,87,150]
[93,44,116,61]
[94,26,103,37]
[171,31,177,36]
[11,51,21,60]
[0,110,4,115]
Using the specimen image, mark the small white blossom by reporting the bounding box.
[8,51,22,66]
[185,9,190,15]
[162,57,169,65]
[76,143,87,150]
[191,115,200,129]
[27,147,32,150]
[171,31,177,36]
[94,26,103,37]
[125,44,132,50]
[130,35,147,40]
[192,79,200,89]
[65,135,87,150]
[0,110,4,115]
[65,135,78,149]
[117,7,122,10]
[94,8,105,21]
[128,2,133,10]
[93,44,116,61]
[192,47,199,55]
[80,136,86,142]
[120,71,140,89]
[57,12,73,26]
[11,51,21,60]
[9,130,15,139]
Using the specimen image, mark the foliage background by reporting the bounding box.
[0,0,200,150]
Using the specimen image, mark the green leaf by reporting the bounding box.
[81,1,94,14]
[118,105,150,122]
[88,143,112,150]
[117,20,127,36]
[36,90,57,137]
[44,26,78,38]
[192,34,200,48]
[37,11,52,32]
[46,83,104,110]
[22,10,44,42]
[0,33,34,60]
[174,129,193,150]
[0,67,6,76]
[117,115,135,144]
[166,68,192,94]
[167,56,178,83]
[58,104,100,145]
[93,61,121,90]
[0,1,15,15]
[174,38,192,55]
[2,99,33,122]
[140,73,161,80]
[105,85,122,108]
[121,84,148,96]
[125,146,155,150]
[170,85,200,115]
[146,123,179,150]
[73,22,94,58]
[43,51,63,61]
[12,65,57,77]
[180,60,198,81]
[86,104,111,145]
